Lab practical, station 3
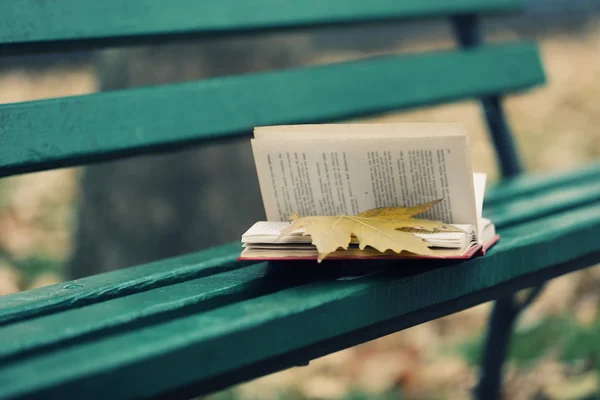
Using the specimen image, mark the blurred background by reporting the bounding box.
[1,0,600,399]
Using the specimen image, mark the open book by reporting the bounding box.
[239,123,499,261]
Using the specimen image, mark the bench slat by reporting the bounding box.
[0,262,348,364]
[0,242,243,326]
[0,42,544,178]
[2,197,600,400]
[0,163,594,339]
[485,161,600,205]
[0,263,268,363]
[487,179,600,229]
[0,0,523,52]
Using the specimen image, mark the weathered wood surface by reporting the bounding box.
[0,0,523,53]
[0,42,544,178]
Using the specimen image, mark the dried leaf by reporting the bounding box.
[356,199,453,232]
[280,216,434,262]
[289,199,450,230]
[279,201,459,262]
[287,212,301,222]
[356,199,442,220]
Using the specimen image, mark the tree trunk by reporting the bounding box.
[69,36,312,278]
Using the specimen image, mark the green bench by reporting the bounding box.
[1,1,598,399]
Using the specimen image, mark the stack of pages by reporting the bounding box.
[239,123,499,261]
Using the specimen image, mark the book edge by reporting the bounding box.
[236,235,500,262]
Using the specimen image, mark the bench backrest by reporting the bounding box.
[0,0,545,180]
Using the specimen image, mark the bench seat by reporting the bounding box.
[2,162,600,400]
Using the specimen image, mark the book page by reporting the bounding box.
[473,172,487,219]
[473,172,487,243]
[251,125,477,226]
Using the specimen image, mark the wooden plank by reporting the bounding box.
[0,264,269,363]
[0,161,594,331]
[0,242,244,326]
[2,199,600,400]
[485,161,600,205]
[0,0,523,52]
[163,250,600,400]
[487,179,600,229]
[0,262,344,364]
[0,42,545,177]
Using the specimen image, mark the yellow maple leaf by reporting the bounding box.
[356,199,442,219]
[355,199,452,232]
[279,200,460,262]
